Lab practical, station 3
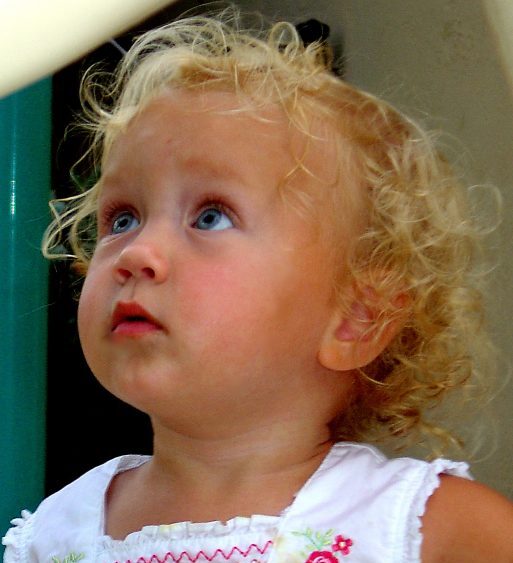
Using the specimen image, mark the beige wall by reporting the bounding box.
[239,0,513,498]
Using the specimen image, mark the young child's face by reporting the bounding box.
[78,89,358,435]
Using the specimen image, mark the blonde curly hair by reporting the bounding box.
[43,7,496,454]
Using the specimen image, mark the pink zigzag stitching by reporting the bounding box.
[120,540,273,563]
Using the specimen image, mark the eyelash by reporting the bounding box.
[192,197,237,226]
[97,195,238,234]
[99,201,138,235]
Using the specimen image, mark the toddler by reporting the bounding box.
[4,9,513,563]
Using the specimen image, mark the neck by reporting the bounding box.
[105,417,334,538]
[153,415,331,478]
[147,417,333,518]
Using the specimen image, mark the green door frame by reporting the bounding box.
[0,78,51,548]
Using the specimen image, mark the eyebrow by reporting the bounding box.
[178,155,248,186]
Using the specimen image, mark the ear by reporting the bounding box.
[318,290,408,372]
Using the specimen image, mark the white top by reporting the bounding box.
[2,443,470,563]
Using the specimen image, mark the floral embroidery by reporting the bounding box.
[331,535,353,557]
[292,528,353,560]
[305,551,338,563]
[51,553,85,563]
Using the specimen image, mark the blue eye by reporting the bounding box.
[111,211,140,234]
[194,207,234,231]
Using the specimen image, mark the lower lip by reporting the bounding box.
[112,321,162,337]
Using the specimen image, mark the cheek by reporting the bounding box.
[178,259,328,347]
[77,270,104,354]
[175,267,263,348]
[177,267,257,332]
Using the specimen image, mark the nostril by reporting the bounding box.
[113,245,166,283]
[117,268,132,280]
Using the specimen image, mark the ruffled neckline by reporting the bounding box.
[97,444,355,549]
[100,514,282,550]
[97,453,296,549]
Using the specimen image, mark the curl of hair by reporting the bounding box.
[42,6,497,454]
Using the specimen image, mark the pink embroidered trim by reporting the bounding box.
[118,540,273,563]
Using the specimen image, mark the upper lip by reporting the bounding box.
[111,301,163,331]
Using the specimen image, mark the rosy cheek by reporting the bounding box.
[77,273,102,341]
[177,266,249,322]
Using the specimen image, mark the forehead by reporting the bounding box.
[103,90,300,188]
[103,88,363,234]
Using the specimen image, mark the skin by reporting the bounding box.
[77,89,513,560]
[79,89,357,535]
[80,89,355,436]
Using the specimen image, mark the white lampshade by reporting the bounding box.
[0,0,176,98]
[484,0,513,95]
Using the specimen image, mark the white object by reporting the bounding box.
[0,0,176,98]
[3,443,470,562]
[483,0,513,94]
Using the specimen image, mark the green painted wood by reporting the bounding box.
[0,79,51,549]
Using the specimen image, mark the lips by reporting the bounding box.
[111,301,163,336]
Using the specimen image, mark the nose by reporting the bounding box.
[113,239,169,284]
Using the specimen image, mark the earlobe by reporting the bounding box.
[318,295,407,372]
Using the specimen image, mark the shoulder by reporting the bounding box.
[2,455,149,562]
[33,455,140,524]
[327,445,513,562]
[421,475,513,563]
[294,444,473,561]
[324,443,470,490]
